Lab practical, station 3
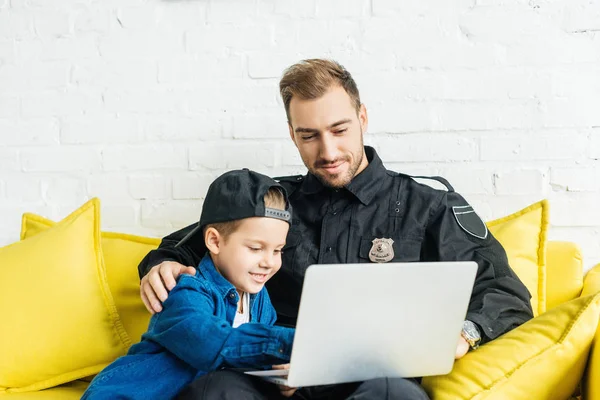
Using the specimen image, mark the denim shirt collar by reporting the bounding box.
[301,146,385,205]
[197,253,257,303]
[198,253,237,299]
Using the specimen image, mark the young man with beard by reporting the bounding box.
[137,59,534,400]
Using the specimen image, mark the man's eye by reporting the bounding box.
[333,129,347,134]
[301,135,315,141]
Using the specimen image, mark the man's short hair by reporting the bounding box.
[204,187,287,240]
[279,59,361,123]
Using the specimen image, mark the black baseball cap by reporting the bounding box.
[175,168,292,247]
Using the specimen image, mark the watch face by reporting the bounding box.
[463,321,481,341]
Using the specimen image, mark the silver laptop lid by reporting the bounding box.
[286,261,478,387]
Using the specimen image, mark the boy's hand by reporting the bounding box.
[272,364,297,397]
[455,336,470,359]
[140,261,196,314]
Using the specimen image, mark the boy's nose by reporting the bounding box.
[260,253,276,268]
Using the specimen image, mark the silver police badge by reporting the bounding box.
[369,238,395,263]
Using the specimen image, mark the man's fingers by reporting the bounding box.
[183,266,196,276]
[140,262,193,314]
[149,271,169,302]
[279,387,297,398]
[143,282,163,313]
[272,363,290,370]
[160,266,178,291]
[140,287,155,315]
[455,337,470,359]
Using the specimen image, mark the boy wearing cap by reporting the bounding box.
[82,169,295,400]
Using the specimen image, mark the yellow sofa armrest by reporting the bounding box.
[583,319,600,400]
[581,264,600,298]
[546,241,583,310]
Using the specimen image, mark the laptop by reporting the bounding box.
[245,261,478,387]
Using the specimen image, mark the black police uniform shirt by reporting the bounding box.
[138,146,534,344]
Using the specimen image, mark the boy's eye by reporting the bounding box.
[249,247,261,252]
[274,249,283,255]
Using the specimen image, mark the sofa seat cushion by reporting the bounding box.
[0,380,88,399]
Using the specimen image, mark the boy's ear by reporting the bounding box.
[204,227,222,255]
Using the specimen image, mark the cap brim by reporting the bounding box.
[174,224,203,248]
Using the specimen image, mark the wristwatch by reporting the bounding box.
[461,320,481,350]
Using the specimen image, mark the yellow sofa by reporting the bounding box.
[3,241,600,400]
[2,200,600,399]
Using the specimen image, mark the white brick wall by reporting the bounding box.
[1,0,600,272]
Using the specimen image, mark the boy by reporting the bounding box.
[82,169,295,400]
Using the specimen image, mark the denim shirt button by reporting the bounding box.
[229,293,235,299]
[279,348,284,353]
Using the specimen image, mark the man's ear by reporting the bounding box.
[359,103,368,135]
[204,227,222,255]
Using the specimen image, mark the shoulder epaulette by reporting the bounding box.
[399,173,455,192]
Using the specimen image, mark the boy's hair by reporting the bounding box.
[279,59,361,123]
[205,187,287,240]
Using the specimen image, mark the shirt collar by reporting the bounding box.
[300,146,387,205]
[198,253,236,299]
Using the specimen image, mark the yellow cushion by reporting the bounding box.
[486,200,549,316]
[582,264,600,298]
[422,292,600,400]
[0,199,130,394]
[545,241,583,310]
[20,215,160,345]
[583,321,600,400]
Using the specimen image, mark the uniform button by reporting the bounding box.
[395,208,400,213]
[396,201,401,206]
[332,211,337,215]
[326,247,332,252]
[296,176,303,181]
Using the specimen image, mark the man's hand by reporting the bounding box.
[455,336,470,360]
[272,363,297,398]
[140,261,196,314]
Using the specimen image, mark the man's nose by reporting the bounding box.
[319,135,338,161]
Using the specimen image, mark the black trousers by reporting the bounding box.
[175,370,430,400]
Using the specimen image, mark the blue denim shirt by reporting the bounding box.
[82,254,295,400]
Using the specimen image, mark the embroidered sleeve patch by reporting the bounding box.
[452,205,488,240]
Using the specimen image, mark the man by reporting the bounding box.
[138,59,534,400]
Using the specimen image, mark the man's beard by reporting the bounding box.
[308,135,364,189]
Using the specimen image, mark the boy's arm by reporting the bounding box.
[144,277,294,371]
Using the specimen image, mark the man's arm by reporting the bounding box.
[138,223,204,278]
[138,223,205,313]
[423,191,534,345]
